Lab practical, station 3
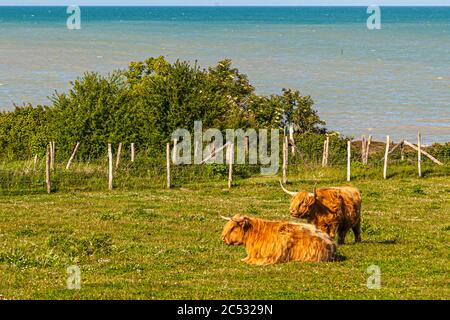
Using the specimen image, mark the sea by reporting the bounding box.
[0,6,449,143]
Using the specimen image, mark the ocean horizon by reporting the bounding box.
[0,6,449,143]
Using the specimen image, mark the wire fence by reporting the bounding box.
[0,134,448,196]
[0,151,447,196]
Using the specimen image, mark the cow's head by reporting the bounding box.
[280,180,316,218]
[220,214,250,246]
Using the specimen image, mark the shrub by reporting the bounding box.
[427,142,450,163]
[0,57,326,162]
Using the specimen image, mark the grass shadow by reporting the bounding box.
[333,252,347,262]
[361,239,399,245]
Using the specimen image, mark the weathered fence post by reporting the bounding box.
[33,155,38,171]
[46,145,51,194]
[361,135,366,164]
[52,141,56,169]
[364,135,372,165]
[403,140,443,165]
[417,131,422,177]
[244,136,249,156]
[283,136,288,184]
[166,143,171,189]
[131,143,135,162]
[115,142,122,170]
[322,139,327,167]
[322,135,329,167]
[66,142,80,170]
[400,142,405,161]
[108,143,113,190]
[383,135,390,180]
[49,141,55,171]
[347,140,351,182]
[49,142,52,170]
[228,143,234,189]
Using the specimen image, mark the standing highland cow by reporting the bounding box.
[280,180,362,245]
[221,214,336,265]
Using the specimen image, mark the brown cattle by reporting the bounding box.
[221,214,336,265]
[280,180,362,245]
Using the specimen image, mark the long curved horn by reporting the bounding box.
[279,179,298,196]
[313,182,317,197]
[220,215,231,221]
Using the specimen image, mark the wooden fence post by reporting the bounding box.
[361,135,366,164]
[347,140,351,182]
[400,142,405,161]
[322,139,327,167]
[49,141,55,171]
[52,141,56,169]
[326,136,329,165]
[383,135,390,180]
[228,143,234,189]
[166,143,171,189]
[46,145,51,194]
[131,143,135,162]
[66,142,80,170]
[283,136,288,184]
[115,142,122,170]
[364,135,372,165]
[403,140,443,165]
[33,155,38,171]
[417,131,422,177]
[244,136,249,156]
[108,143,113,190]
[322,136,329,167]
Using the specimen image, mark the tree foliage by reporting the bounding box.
[0,57,326,160]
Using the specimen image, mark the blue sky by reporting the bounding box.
[1,1,450,5]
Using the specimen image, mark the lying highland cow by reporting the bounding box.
[280,180,362,245]
[221,214,336,264]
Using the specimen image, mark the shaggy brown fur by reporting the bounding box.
[221,214,336,265]
[283,184,362,245]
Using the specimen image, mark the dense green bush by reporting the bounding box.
[427,142,450,163]
[0,105,51,160]
[0,57,328,161]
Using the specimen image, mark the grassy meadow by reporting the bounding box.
[0,162,449,300]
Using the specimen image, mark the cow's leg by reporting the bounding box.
[352,219,362,243]
[337,227,348,245]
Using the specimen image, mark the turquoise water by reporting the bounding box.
[0,6,449,143]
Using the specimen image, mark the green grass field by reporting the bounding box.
[0,163,449,300]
